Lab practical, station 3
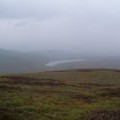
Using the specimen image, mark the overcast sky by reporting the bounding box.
[0,0,120,55]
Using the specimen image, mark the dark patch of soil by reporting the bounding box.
[75,69,95,72]
[83,109,120,120]
[77,83,112,89]
[72,94,96,103]
[32,90,67,95]
[0,107,37,120]
[114,70,120,72]
[0,76,39,81]
[0,76,66,86]
[32,89,96,103]
[0,85,21,91]
[99,87,120,97]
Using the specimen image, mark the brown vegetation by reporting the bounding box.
[83,109,120,120]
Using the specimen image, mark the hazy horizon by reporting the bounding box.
[0,0,120,56]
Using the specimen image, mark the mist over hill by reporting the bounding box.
[1,49,120,73]
[0,49,82,73]
[0,49,47,73]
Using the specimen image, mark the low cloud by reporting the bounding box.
[0,0,120,55]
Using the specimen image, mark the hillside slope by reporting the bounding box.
[0,69,120,120]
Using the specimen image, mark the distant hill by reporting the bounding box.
[1,49,120,73]
[0,49,48,73]
[31,50,82,61]
[0,49,82,73]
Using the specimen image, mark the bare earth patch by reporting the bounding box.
[83,109,120,120]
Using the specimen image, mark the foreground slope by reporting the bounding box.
[0,69,120,120]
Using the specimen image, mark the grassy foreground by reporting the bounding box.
[0,69,120,120]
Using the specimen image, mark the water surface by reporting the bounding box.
[46,59,85,67]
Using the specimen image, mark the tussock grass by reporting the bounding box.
[0,69,120,120]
